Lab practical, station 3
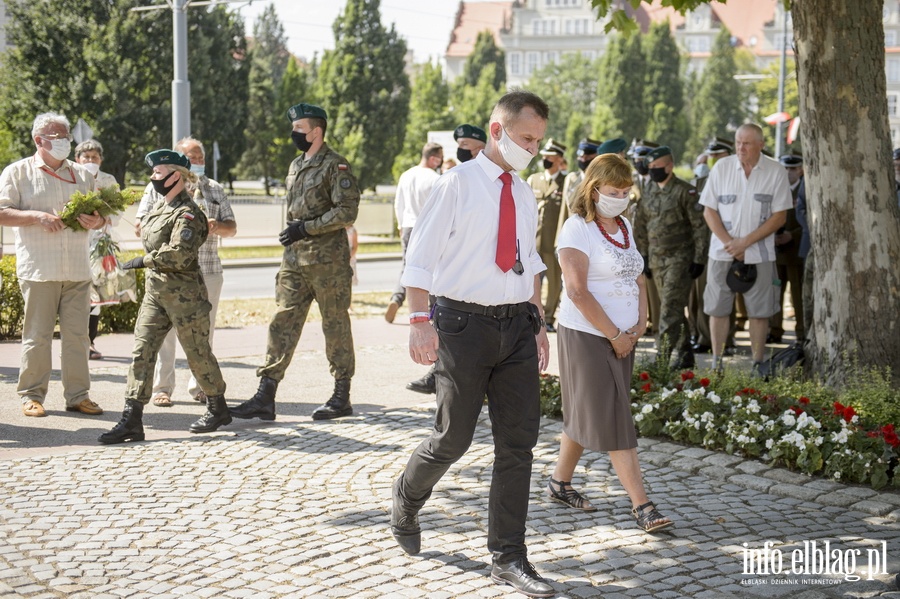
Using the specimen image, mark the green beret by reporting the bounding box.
[453,124,487,143]
[597,137,627,155]
[646,146,672,162]
[287,103,327,123]
[145,149,189,169]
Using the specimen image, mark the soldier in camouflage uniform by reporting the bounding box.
[556,138,600,241]
[527,138,567,331]
[633,146,708,368]
[627,139,662,336]
[99,150,231,444]
[230,103,360,422]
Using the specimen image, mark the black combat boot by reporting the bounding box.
[229,377,278,420]
[98,399,145,444]
[312,379,352,420]
[189,394,233,433]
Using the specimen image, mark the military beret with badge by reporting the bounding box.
[287,103,328,122]
[597,137,627,156]
[453,124,487,143]
[145,149,190,169]
[646,146,672,163]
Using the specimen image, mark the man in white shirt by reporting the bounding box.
[0,112,107,417]
[385,142,443,323]
[700,123,792,371]
[390,91,554,598]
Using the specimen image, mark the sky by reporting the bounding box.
[237,0,485,64]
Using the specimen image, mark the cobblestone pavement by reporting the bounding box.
[1,402,899,599]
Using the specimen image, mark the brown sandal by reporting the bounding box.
[152,393,173,408]
[547,477,597,512]
[632,501,673,532]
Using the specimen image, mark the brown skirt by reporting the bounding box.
[557,324,637,452]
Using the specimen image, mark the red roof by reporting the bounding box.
[446,1,514,58]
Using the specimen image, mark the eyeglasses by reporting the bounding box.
[40,133,73,142]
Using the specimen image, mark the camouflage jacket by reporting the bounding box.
[284,143,360,266]
[527,169,565,253]
[140,190,209,285]
[633,175,708,267]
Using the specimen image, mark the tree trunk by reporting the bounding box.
[793,0,900,386]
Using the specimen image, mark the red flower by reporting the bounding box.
[641,382,652,393]
[882,424,895,435]
[843,406,857,422]
[639,372,650,381]
[699,378,710,388]
[799,396,810,405]
[681,371,695,381]
[867,431,880,438]
[101,254,118,273]
[675,383,684,392]
[884,432,900,448]
[833,401,845,414]
[741,388,751,395]
[791,406,804,415]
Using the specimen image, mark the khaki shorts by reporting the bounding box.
[703,259,779,318]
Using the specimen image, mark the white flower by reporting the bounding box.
[641,404,653,414]
[766,438,774,449]
[813,436,823,446]
[834,472,841,479]
[851,415,859,424]
[661,388,677,399]
[781,411,797,427]
[708,392,721,404]
[634,413,644,422]
[747,400,761,414]
[631,402,638,409]
[830,429,849,445]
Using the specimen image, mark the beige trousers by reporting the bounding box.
[18,279,91,406]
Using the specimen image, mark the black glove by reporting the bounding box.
[688,262,705,279]
[642,256,652,279]
[121,256,145,270]
[279,220,308,246]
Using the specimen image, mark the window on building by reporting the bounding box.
[888,59,900,82]
[543,51,559,65]
[509,52,522,76]
[886,30,897,47]
[889,94,898,117]
[566,19,574,34]
[533,19,541,36]
[526,52,540,75]
[691,10,705,29]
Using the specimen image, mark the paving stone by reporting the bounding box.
[729,474,775,492]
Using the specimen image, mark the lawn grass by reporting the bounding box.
[216,291,394,328]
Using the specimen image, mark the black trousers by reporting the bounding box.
[397,304,541,563]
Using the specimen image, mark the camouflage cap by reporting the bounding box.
[453,124,487,143]
[539,138,567,156]
[707,136,734,154]
[779,153,803,167]
[646,146,672,162]
[145,149,190,169]
[597,137,628,155]
[287,103,327,123]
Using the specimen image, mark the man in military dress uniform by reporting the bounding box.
[230,103,360,422]
[769,153,806,344]
[99,150,230,444]
[527,138,567,331]
[633,146,708,368]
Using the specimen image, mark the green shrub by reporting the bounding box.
[539,373,562,419]
[0,256,24,338]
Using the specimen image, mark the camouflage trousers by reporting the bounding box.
[539,248,562,325]
[257,260,355,382]
[126,278,225,403]
[652,256,693,356]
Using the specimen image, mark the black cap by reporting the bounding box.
[628,138,659,158]
[707,136,734,154]
[779,154,803,167]
[726,260,758,293]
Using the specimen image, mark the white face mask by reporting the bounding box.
[47,139,71,161]
[81,162,100,176]
[190,163,206,177]
[497,126,535,171]
[693,163,710,179]
[595,191,630,218]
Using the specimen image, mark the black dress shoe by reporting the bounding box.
[491,558,554,598]
[766,333,783,344]
[406,371,436,394]
[691,343,712,354]
[391,478,421,555]
[545,323,557,333]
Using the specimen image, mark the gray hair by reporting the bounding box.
[31,112,70,139]
[75,139,104,159]
[175,136,205,159]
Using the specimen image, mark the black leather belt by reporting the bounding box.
[435,297,529,319]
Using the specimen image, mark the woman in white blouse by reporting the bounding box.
[548,153,672,533]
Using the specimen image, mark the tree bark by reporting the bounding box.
[793,0,900,386]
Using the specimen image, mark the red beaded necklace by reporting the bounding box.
[595,216,630,249]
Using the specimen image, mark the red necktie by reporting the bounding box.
[496,172,516,272]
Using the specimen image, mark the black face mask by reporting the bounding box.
[649,167,669,183]
[634,160,650,176]
[151,171,178,197]
[456,147,473,163]
[577,158,593,172]
[542,158,553,170]
[292,130,313,152]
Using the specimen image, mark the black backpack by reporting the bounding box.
[758,343,805,380]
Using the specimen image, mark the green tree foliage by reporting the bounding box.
[274,57,315,178]
[451,64,504,134]
[643,20,689,161]
[688,27,745,157]
[753,59,800,154]
[0,0,247,185]
[526,53,600,163]
[236,5,289,195]
[392,61,453,181]
[592,34,646,140]
[315,0,410,190]
[462,30,506,90]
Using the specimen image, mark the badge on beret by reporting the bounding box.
[181,228,193,241]
[286,102,328,123]
[145,149,190,169]
[340,178,351,189]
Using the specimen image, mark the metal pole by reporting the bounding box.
[172,0,191,146]
[775,10,789,158]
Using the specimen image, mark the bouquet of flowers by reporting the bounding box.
[89,233,137,306]
[60,186,140,231]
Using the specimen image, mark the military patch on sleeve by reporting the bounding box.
[340,177,352,189]
[337,164,349,171]
[688,189,697,195]
[181,228,194,241]
[183,212,195,221]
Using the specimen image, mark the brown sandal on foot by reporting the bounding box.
[152,393,173,407]
[632,501,673,532]
[547,477,597,512]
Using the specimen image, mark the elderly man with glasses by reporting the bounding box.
[0,112,106,417]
